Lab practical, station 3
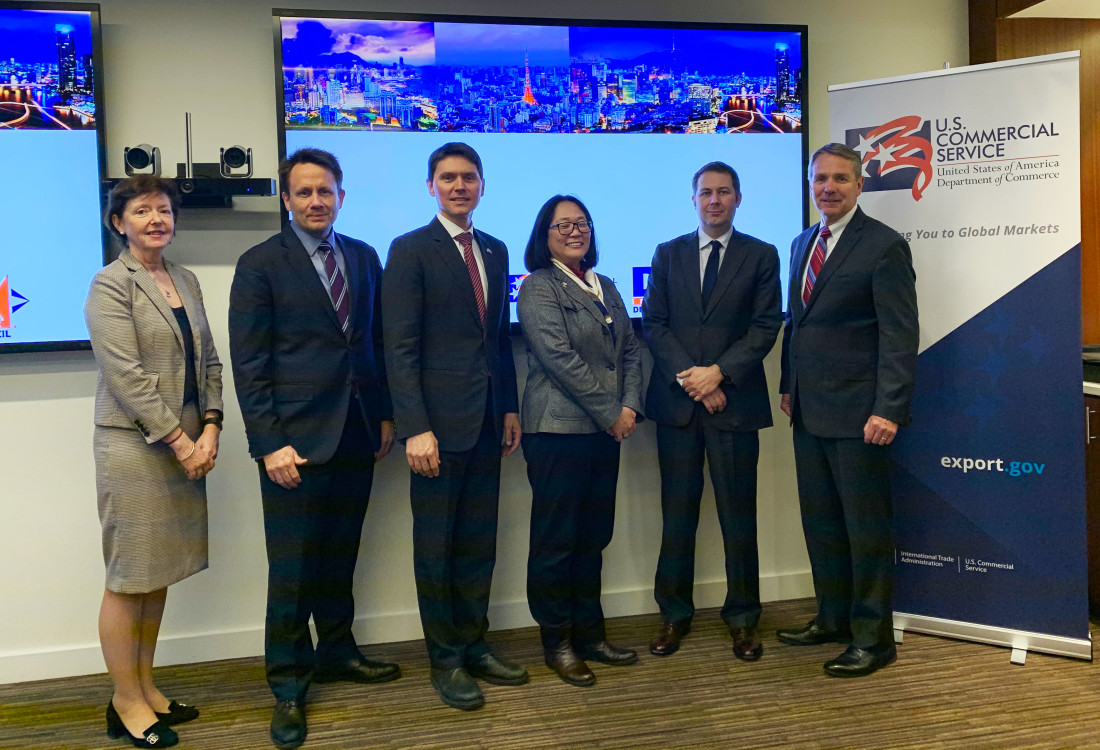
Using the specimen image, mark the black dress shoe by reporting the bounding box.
[577,640,638,666]
[824,645,897,677]
[776,619,852,646]
[270,699,306,749]
[314,657,401,684]
[649,620,691,657]
[106,701,179,748]
[429,667,484,710]
[465,652,529,686]
[544,643,596,687]
[731,627,763,661]
[154,700,199,726]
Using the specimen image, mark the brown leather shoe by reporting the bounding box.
[649,620,691,657]
[544,643,596,687]
[731,627,763,661]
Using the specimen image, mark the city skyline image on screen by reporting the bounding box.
[277,13,808,323]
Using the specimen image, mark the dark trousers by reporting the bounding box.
[654,408,762,629]
[260,398,375,701]
[410,408,501,669]
[792,418,895,649]
[524,431,620,650]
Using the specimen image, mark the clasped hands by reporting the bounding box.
[677,364,726,415]
[168,425,219,481]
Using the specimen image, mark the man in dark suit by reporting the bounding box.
[641,161,782,662]
[229,148,399,748]
[778,142,918,678]
[382,142,526,711]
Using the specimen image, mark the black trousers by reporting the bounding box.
[410,407,501,669]
[260,398,375,702]
[792,418,895,649]
[524,431,620,650]
[653,407,762,629]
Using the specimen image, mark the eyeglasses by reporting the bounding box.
[549,220,593,235]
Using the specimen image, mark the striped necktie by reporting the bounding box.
[802,225,830,306]
[457,232,486,325]
[319,240,350,333]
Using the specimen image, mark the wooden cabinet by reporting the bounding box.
[1087,393,1100,618]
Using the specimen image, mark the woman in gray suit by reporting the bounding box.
[517,195,644,687]
[85,176,222,748]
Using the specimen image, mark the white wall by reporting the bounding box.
[0,0,968,683]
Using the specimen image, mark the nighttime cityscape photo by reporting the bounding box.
[0,9,97,130]
[281,19,802,135]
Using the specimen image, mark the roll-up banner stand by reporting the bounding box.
[828,52,1090,662]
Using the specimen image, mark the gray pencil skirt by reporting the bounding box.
[94,403,208,594]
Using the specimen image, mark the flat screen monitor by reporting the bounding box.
[0,1,105,353]
[274,12,807,323]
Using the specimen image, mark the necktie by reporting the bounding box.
[319,241,350,333]
[802,225,831,306]
[701,239,721,309]
[457,232,486,325]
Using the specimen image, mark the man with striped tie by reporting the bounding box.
[383,142,526,711]
[229,148,399,749]
[778,142,918,678]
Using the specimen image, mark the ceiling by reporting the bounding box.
[1009,0,1100,18]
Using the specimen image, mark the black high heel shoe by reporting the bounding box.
[106,701,179,748]
[155,700,199,726]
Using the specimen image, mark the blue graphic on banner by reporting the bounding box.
[890,245,1087,638]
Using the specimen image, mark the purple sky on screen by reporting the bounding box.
[434,23,569,67]
[281,18,435,66]
[1,9,93,62]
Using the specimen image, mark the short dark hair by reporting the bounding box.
[279,147,343,195]
[692,161,740,194]
[427,142,484,181]
[524,195,598,273]
[104,176,181,241]
[808,143,862,181]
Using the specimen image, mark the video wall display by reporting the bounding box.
[0,2,105,352]
[277,12,807,321]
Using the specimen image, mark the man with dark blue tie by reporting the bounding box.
[641,161,782,662]
[230,148,399,748]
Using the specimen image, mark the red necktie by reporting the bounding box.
[319,241,350,333]
[457,232,486,325]
[801,225,830,306]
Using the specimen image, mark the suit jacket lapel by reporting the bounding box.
[121,251,183,349]
[165,260,202,374]
[429,218,482,328]
[803,208,866,315]
[789,227,815,318]
[338,232,361,334]
[474,228,499,329]
[280,226,342,333]
[703,231,749,319]
[554,265,610,330]
[675,233,704,318]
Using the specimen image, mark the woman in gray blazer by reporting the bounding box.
[517,195,644,687]
[85,176,222,748]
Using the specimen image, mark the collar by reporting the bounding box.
[820,205,858,236]
[290,221,337,257]
[437,212,475,241]
[698,226,734,250]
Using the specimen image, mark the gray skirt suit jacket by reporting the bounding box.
[516,266,643,434]
[85,251,223,593]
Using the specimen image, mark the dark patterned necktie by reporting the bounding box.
[802,225,831,306]
[701,239,721,308]
[319,241,350,333]
[456,232,486,324]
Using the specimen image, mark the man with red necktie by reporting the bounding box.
[778,142,918,678]
[383,142,526,711]
[229,148,399,748]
